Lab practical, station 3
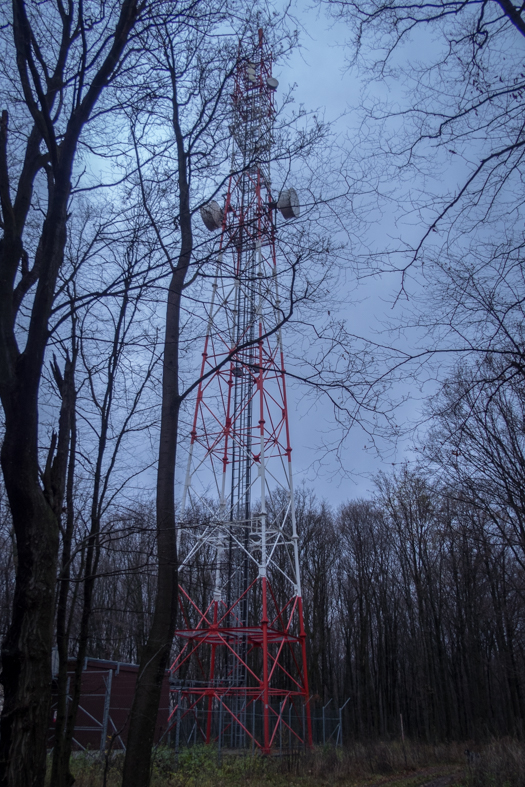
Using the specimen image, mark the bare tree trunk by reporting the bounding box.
[121,63,191,786]
[121,268,186,787]
[49,346,78,787]
[0,335,74,787]
[52,264,154,786]
[0,191,71,787]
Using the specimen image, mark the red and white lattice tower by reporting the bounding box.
[169,29,312,754]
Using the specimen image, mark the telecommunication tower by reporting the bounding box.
[169,29,312,754]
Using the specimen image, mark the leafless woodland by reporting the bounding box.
[2,0,525,785]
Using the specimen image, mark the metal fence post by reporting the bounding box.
[302,704,306,751]
[322,698,332,746]
[337,698,351,749]
[252,700,256,754]
[100,669,113,753]
[175,693,181,763]
[279,702,283,757]
[218,698,223,767]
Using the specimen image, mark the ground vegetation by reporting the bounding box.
[44,740,525,787]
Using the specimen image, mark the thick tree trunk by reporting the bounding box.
[121,64,191,784]
[120,269,184,787]
[0,406,60,787]
[0,194,70,787]
[50,352,78,787]
[4,354,75,787]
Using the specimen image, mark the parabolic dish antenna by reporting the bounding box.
[200,200,224,231]
[277,188,300,220]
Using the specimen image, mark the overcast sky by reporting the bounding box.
[269,5,418,505]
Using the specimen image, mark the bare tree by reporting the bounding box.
[325,0,525,276]
[294,0,525,455]
[0,2,177,784]
[425,356,525,564]
[50,216,160,787]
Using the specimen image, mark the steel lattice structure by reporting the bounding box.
[168,29,312,755]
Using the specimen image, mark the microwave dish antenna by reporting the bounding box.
[200,200,224,231]
[277,187,300,219]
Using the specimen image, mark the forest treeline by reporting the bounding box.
[3,458,524,743]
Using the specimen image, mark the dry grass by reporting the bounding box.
[53,738,525,787]
[461,739,525,786]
